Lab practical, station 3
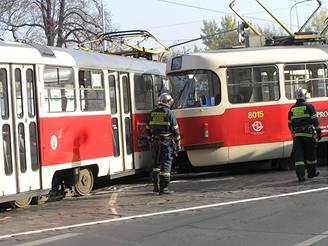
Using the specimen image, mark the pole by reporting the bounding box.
[102,0,107,52]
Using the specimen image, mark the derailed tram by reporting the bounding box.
[0,40,166,207]
[166,46,328,168]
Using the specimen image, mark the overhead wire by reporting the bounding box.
[157,0,290,24]
[155,0,326,47]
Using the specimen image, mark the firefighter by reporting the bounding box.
[288,88,321,182]
[149,92,181,195]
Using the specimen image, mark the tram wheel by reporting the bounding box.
[31,195,49,205]
[10,196,33,208]
[74,168,94,196]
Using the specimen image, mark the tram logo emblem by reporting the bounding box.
[50,135,58,150]
[251,121,264,133]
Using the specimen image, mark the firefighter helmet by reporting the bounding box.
[295,88,308,101]
[159,93,174,107]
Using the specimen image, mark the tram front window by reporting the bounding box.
[168,70,220,109]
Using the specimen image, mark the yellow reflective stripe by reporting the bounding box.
[291,114,310,119]
[291,106,306,114]
[173,124,179,129]
[160,172,171,177]
[150,121,170,126]
[306,160,317,165]
[295,161,304,166]
[294,133,313,138]
[311,115,317,119]
[153,168,160,172]
[151,112,166,116]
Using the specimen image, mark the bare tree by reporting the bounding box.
[0,0,114,47]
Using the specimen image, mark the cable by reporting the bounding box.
[157,0,286,24]
[157,0,231,15]
[168,28,238,48]
[148,19,204,29]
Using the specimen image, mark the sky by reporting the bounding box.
[105,0,328,50]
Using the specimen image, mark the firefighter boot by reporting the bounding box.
[159,187,174,195]
[152,169,160,193]
[308,165,320,179]
[295,165,306,182]
[159,177,173,195]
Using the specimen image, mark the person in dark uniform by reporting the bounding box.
[288,88,321,182]
[149,93,181,195]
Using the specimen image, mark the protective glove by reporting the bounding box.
[176,142,182,152]
[316,128,322,141]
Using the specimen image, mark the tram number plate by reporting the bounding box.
[247,111,264,119]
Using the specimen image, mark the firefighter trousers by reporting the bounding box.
[293,137,318,180]
[151,139,174,191]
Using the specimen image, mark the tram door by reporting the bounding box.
[108,72,134,174]
[0,65,16,196]
[2,65,41,196]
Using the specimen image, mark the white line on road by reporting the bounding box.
[15,233,81,246]
[171,177,235,183]
[294,231,328,246]
[1,187,328,240]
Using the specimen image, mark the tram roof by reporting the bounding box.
[0,41,165,75]
[167,45,328,72]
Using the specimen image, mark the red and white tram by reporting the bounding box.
[0,41,166,207]
[166,46,328,168]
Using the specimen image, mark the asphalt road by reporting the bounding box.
[1,166,328,246]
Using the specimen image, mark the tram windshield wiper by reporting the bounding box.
[171,71,198,109]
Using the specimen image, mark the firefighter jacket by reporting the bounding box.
[288,100,320,138]
[149,104,181,143]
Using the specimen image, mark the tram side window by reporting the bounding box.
[111,118,120,157]
[30,122,40,171]
[44,66,75,112]
[108,75,117,114]
[79,70,105,111]
[284,63,328,99]
[0,68,9,119]
[227,65,279,104]
[26,69,36,117]
[134,74,154,110]
[15,68,23,119]
[3,124,13,175]
[154,75,170,101]
[122,76,130,114]
[18,123,27,173]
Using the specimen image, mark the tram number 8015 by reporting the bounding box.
[247,111,264,119]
